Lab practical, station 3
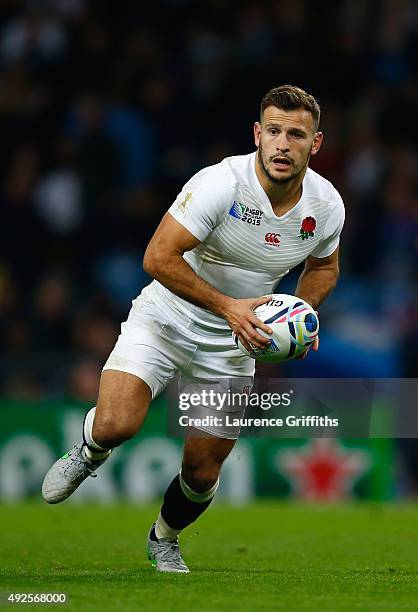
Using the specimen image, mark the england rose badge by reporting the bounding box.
[299,216,316,240]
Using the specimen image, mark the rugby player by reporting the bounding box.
[42,85,344,573]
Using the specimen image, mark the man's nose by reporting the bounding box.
[276,133,290,152]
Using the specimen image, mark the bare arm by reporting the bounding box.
[143,213,272,349]
[292,248,340,358]
[295,247,340,309]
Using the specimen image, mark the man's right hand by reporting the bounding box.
[220,295,273,353]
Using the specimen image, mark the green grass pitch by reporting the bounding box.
[1,502,418,611]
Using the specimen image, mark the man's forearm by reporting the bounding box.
[144,252,232,317]
[295,268,339,310]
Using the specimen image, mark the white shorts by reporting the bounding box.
[103,293,254,438]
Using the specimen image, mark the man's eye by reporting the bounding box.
[269,129,277,135]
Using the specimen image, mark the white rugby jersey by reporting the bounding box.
[140,152,345,334]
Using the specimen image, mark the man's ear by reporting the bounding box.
[254,121,261,147]
[311,131,323,156]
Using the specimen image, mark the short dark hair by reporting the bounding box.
[260,85,321,130]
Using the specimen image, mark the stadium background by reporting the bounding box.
[1,0,418,505]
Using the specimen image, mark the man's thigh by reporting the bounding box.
[94,370,152,436]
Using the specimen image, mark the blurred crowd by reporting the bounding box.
[0,0,418,401]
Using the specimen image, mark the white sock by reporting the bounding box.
[155,513,182,541]
[83,407,112,461]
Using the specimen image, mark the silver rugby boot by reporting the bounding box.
[147,524,190,573]
[42,442,110,504]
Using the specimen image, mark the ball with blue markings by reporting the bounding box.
[233,294,319,362]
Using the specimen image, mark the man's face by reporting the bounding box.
[254,105,323,184]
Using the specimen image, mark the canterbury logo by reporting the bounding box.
[264,232,281,246]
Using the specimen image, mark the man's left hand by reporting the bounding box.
[297,334,319,360]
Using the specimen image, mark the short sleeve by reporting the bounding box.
[167,163,235,242]
[310,190,345,258]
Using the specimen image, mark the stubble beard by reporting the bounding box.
[258,141,309,185]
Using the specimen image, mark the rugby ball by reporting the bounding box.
[233,294,319,362]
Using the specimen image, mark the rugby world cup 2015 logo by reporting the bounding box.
[229,201,263,226]
[229,201,245,219]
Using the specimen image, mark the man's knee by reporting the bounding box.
[92,410,138,447]
[181,436,235,492]
[181,462,221,493]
